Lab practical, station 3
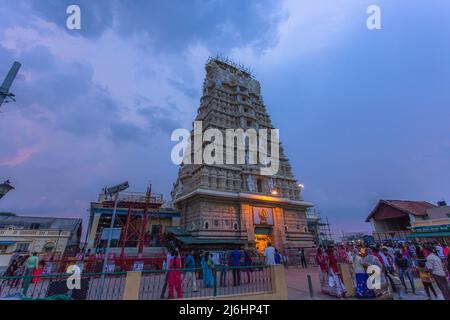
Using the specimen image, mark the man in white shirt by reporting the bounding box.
[426,246,450,300]
[264,243,276,266]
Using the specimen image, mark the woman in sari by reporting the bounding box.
[168,250,183,299]
[201,252,214,288]
[316,247,328,286]
[326,247,339,274]
[337,245,348,263]
[325,247,346,298]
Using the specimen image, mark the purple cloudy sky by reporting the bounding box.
[0,0,449,238]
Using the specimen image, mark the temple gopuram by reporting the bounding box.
[170,57,315,254]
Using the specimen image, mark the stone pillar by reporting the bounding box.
[272,265,288,300]
[242,204,254,244]
[272,207,286,252]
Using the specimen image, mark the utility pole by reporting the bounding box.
[97,181,129,300]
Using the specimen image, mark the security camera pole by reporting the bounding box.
[97,181,129,299]
[0,62,21,110]
[0,180,14,200]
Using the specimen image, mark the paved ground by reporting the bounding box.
[285,266,445,300]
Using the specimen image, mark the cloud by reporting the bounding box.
[0,146,39,167]
[27,0,115,38]
[229,0,365,71]
[20,0,284,54]
[1,0,449,236]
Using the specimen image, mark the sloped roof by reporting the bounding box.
[0,215,82,232]
[366,200,437,222]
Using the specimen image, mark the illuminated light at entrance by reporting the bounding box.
[255,234,273,254]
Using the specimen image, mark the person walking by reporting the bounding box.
[394,251,416,294]
[22,252,39,295]
[300,248,308,268]
[231,248,241,286]
[184,250,198,293]
[417,260,437,300]
[426,246,450,300]
[160,249,173,299]
[264,243,276,266]
[167,250,183,299]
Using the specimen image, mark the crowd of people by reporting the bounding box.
[316,240,450,300]
[1,251,45,293]
[5,239,448,301]
[160,242,288,299]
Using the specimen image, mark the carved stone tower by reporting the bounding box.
[171,57,315,252]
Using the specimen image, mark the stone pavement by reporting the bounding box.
[285,266,445,300]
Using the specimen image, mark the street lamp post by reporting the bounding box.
[0,180,14,200]
[97,181,129,300]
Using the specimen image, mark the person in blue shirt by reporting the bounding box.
[275,249,282,264]
[184,250,198,292]
[231,248,241,286]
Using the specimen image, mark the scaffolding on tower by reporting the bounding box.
[100,183,164,259]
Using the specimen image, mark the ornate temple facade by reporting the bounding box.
[171,57,315,253]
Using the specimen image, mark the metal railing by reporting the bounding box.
[118,192,164,204]
[139,265,274,300]
[17,256,165,274]
[0,271,127,300]
[1,265,274,300]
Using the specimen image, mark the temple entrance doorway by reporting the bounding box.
[254,227,273,254]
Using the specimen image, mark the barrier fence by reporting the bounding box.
[33,256,165,274]
[139,265,274,300]
[0,272,127,300]
[0,265,274,300]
